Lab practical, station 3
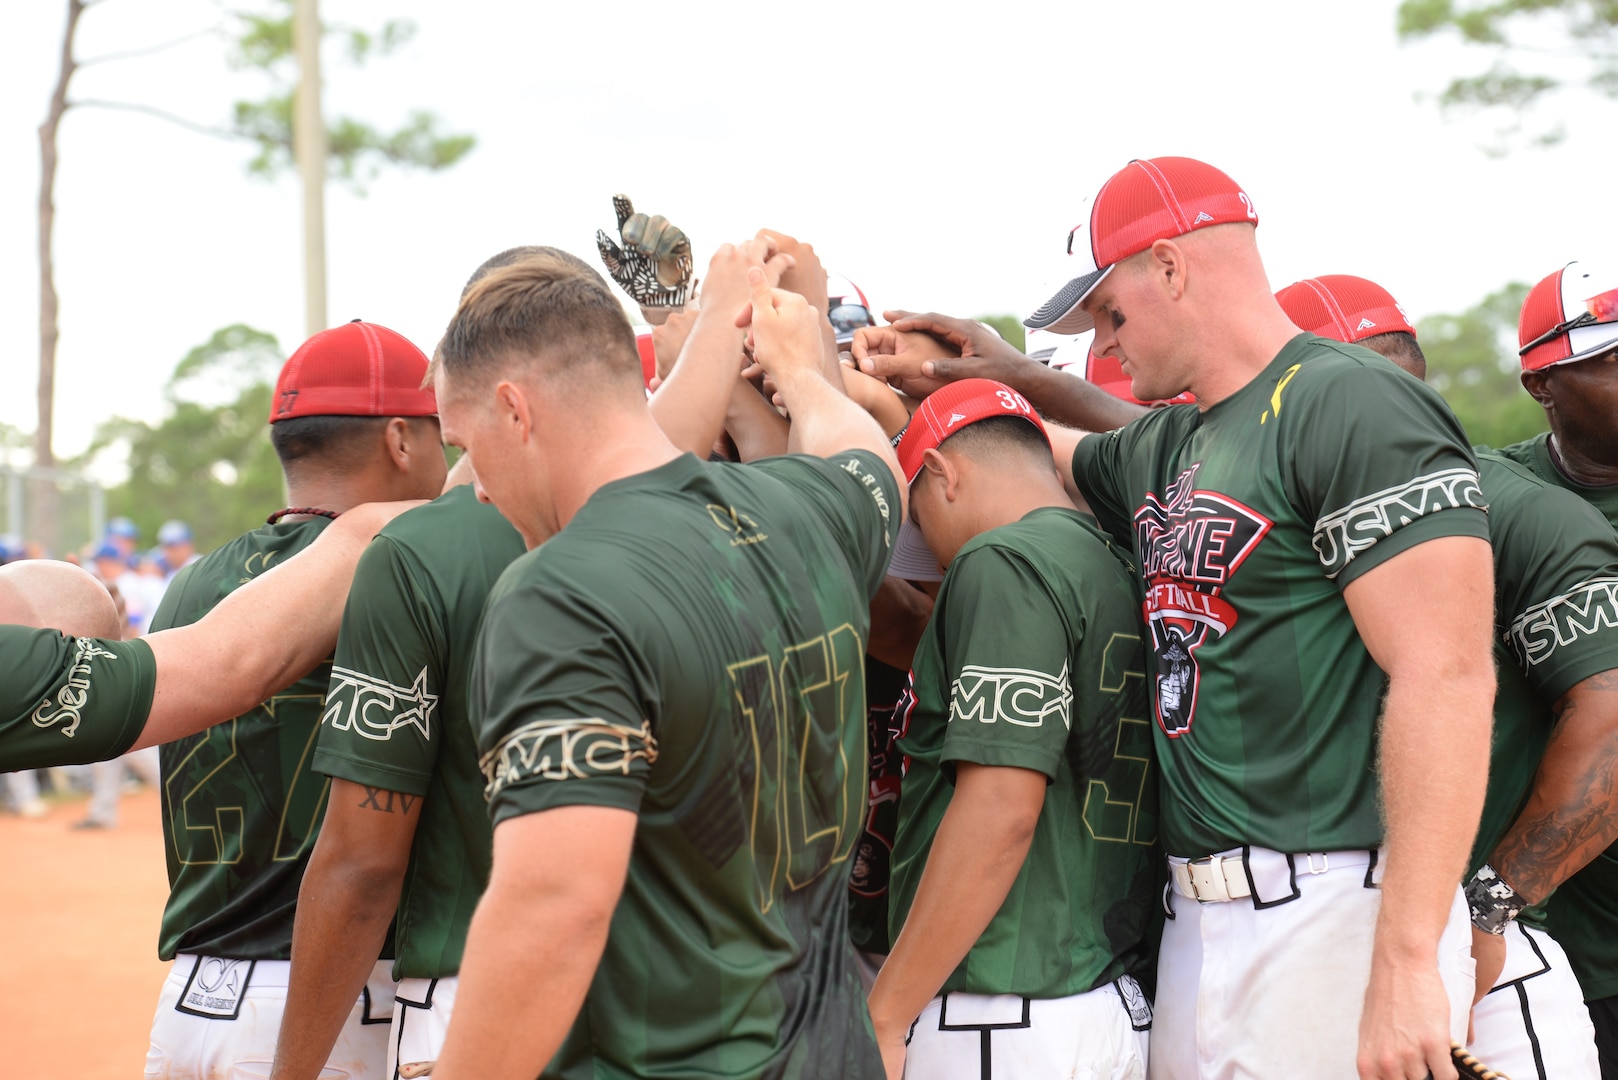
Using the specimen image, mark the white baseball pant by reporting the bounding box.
[903,976,1150,1080]
[1151,847,1474,1080]
[389,976,458,1080]
[144,954,396,1079]
[1468,920,1599,1079]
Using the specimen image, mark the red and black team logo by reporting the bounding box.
[1133,464,1272,737]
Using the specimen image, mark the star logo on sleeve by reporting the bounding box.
[323,666,440,742]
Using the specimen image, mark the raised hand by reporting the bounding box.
[596,194,694,308]
[736,268,826,391]
[755,229,829,314]
[700,237,793,328]
[859,309,1031,386]
[849,325,961,399]
[647,307,699,388]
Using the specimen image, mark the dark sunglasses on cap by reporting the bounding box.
[828,302,874,342]
[1519,285,1618,356]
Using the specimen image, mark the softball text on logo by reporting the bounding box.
[1133,464,1272,737]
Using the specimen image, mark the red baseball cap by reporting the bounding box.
[635,329,658,388]
[1083,348,1196,406]
[1518,261,1618,372]
[895,378,1048,484]
[1275,275,1417,344]
[1025,157,1259,335]
[271,320,436,423]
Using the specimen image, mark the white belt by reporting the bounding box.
[1169,856,1253,903]
[1168,847,1377,904]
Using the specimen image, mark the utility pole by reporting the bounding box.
[293,0,327,337]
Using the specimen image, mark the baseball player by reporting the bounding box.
[268,480,524,1080]
[0,508,411,774]
[1278,274,1615,1078]
[1014,157,1495,1080]
[423,254,900,1079]
[271,235,772,1080]
[1495,262,1618,1073]
[1497,261,1618,527]
[143,322,448,1080]
[867,379,1157,1080]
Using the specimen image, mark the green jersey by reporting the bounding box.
[1467,455,1618,933]
[1075,335,1490,857]
[889,507,1157,999]
[1500,435,1618,1000]
[0,627,154,771]
[311,486,525,979]
[472,450,898,1080]
[152,519,335,961]
[1495,433,1618,529]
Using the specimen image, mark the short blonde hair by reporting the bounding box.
[436,253,641,393]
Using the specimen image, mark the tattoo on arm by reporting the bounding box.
[1492,668,1618,902]
[357,786,419,815]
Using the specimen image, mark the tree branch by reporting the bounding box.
[69,98,245,140]
[78,28,219,67]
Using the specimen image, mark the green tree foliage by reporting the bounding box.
[974,314,1027,353]
[227,3,474,184]
[0,420,32,461]
[1398,0,1618,147]
[78,325,287,553]
[1417,281,1549,447]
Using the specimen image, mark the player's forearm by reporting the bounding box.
[869,766,1041,1036]
[1375,667,1494,957]
[775,372,908,519]
[867,578,933,670]
[649,309,746,457]
[998,358,1146,432]
[271,852,400,1080]
[726,379,790,462]
[1043,425,1089,503]
[135,514,382,748]
[435,807,632,1080]
[1490,669,1618,903]
[841,369,911,439]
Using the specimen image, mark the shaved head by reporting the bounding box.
[0,561,120,639]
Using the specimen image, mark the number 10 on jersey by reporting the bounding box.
[727,625,866,913]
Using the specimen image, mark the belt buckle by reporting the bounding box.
[1305,852,1330,876]
[1190,854,1225,903]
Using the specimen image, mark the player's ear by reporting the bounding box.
[1519,369,1552,409]
[494,381,535,444]
[382,417,412,471]
[921,448,962,503]
[1147,239,1187,301]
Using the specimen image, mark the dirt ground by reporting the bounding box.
[1,786,172,1079]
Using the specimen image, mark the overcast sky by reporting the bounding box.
[1,0,1612,469]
